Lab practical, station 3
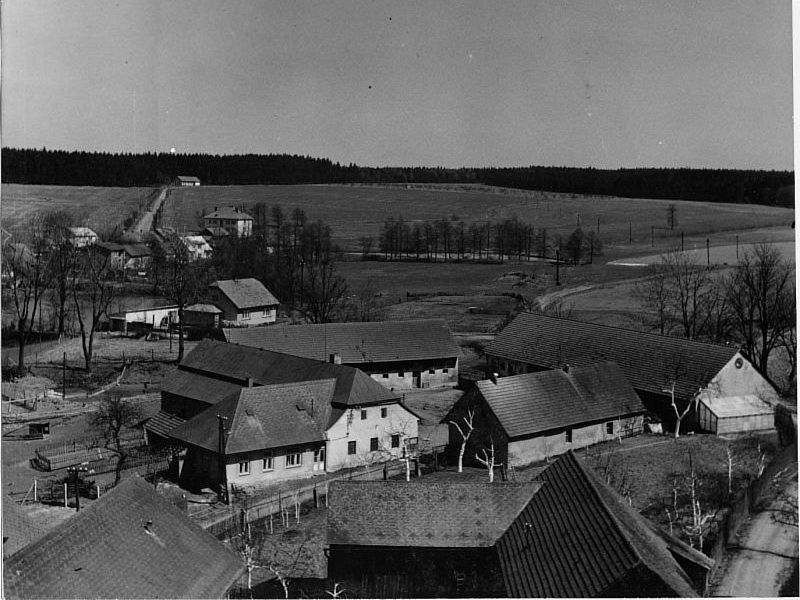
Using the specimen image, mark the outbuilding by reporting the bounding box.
[697,395,775,435]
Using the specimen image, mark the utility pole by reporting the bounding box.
[555,250,561,286]
[168,315,172,353]
[66,465,88,511]
[216,414,229,503]
[706,238,710,267]
[62,352,67,400]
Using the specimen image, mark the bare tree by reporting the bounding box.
[301,260,349,323]
[91,395,142,485]
[71,249,117,371]
[349,280,385,322]
[662,250,724,341]
[358,235,374,259]
[475,439,500,483]
[635,267,672,335]
[42,211,77,337]
[449,409,475,473]
[661,357,699,438]
[666,204,677,230]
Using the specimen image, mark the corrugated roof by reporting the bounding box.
[485,313,739,402]
[328,481,541,548]
[496,452,700,597]
[476,362,645,438]
[203,206,253,220]
[210,278,279,309]
[145,410,187,438]
[699,395,774,419]
[3,477,244,599]
[169,381,333,454]
[225,319,460,364]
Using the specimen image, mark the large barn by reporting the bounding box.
[484,313,779,432]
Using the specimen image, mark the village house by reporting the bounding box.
[3,477,244,599]
[446,361,646,467]
[484,313,779,432]
[146,339,420,494]
[93,241,127,269]
[225,319,460,389]
[326,452,712,598]
[202,206,254,237]
[121,242,152,272]
[208,278,279,326]
[65,226,98,248]
[181,234,213,261]
[183,303,223,330]
[175,175,201,186]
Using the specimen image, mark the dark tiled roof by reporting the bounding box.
[176,175,200,183]
[169,381,333,454]
[210,278,279,309]
[145,410,187,438]
[327,481,541,548]
[161,368,242,405]
[496,452,700,597]
[3,477,244,599]
[203,206,253,220]
[225,319,461,364]
[121,243,151,258]
[2,496,49,558]
[475,362,645,438]
[485,313,739,401]
[94,241,125,253]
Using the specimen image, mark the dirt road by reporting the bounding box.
[713,478,798,597]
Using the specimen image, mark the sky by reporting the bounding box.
[1,0,793,169]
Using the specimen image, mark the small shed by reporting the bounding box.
[183,303,223,329]
[698,395,775,435]
[28,422,50,438]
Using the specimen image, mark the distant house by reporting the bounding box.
[121,243,152,272]
[225,319,461,389]
[3,477,244,599]
[326,452,713,598]
[66,226,98,248]
[93,241,127,269]
[183,303,223,330]
[149,340,419,494]
[175,175,201,186]
[697,394,775,435]
[181,235,213,261]
[446,361,646,467]
[484,313,779,432]
[202,206,253,238]
[208,278,279,326]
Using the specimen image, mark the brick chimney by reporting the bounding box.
[245,377,253,387]
[329,353,341,365]
[563,364,570,374]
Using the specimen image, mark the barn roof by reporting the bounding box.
[496,452,701,597]
[699,395,774,419]
[176,175,200,183]
[121,243,151,258]
[327,481,541,548]
[203,206,253,220]
[475,362,645,438]
[94,241,125,253]
[210,278,279,309]
[2,496,50,558]
[485,313,739,401]
[224,319,460,364]
[3,477,244,599]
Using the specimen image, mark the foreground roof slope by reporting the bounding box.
[225,319,461,363]
[328,481,541,548]
[496,452,699,597]
[485,313,739,401]
[476,361,645,438]
[2,496,49,558]
[3,477,244,599]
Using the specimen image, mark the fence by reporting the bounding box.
[34,429,147,471]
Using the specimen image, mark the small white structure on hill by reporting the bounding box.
[175,175,201,186]
[66,227,98,248]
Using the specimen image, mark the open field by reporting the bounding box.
[611,240,796,267]
[159,183,793,250]
[1,184,156,237]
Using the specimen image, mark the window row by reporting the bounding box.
[347,435,401,455]
[238,447,325,475]
[360,407,389,419]
[381,368,449,378]
[562,421,615,445]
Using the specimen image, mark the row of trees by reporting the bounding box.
[370,214,602,264]
[3,147,793,207]
[635,243,796,392]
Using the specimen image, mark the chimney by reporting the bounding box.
[245,377,253,387]
[563,364,570,374]
[489,372,498,384]
[329,353,341,365]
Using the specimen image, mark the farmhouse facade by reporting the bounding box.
[202,206,253,237]
[65,226,98,248]
[326,452,711,597]
[225,319,460,389]
[484,313,779,432]
[175,175,201,186]
[208,278,279,326]
[446,361,646,467]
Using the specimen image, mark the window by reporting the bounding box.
[565,429,573,443]
[314,447,325,463]
[263,308,269,317]
[360,409,367,420]
[443,368,449,373]
[241,310,250,320]
[382,373,389,379]
[391,434,400,448]
[398,371,404,377]
[381,407,387,418]
[262,456,273,471]
[347,441,357,455]
[606,422,614,435]
[370,437,379,451]
[285,452,302,468]
[428,369,435,374]
[238,460,250,475]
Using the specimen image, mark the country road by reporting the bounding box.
[712,473,798,597]
[124,185,169,240]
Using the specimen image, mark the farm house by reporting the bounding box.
[108,305,179,334]
[697,395,775,435]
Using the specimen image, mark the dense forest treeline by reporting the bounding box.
[2,147,793,206]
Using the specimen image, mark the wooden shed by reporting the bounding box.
[698,395,774,435]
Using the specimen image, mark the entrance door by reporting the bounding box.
[413,371,421,388]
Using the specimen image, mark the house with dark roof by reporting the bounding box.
[147,339,420,494]
[183,302,224,330]
[176,175,201,186]
[326,452,713,598]
[209,278,279,326]
[484,313,779,431]
[93,240,127,269]
[225,319,461,389]
[3,477,244,599]
[202,206,253,237]
[446,361,646,467]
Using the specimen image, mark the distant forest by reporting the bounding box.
[2,147,794,206]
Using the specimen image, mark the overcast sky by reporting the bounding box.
[1,0,793,169]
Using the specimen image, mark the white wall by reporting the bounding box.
[369,363,458,390]
[229,307,277,327]
[122,306,179,326]
[707,353,780,404]
[325,402,419,471]
[225,446,325,492]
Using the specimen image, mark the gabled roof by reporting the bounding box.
[182,235,212,252]
[328,481,542,548]
[169,381,333,454]
[203,206,253,221]
[66,226,97,237]
[3,477,244,599]
[699,394,774,418]
[210,278,279,309]
[475,362,645,438]
[176,175,201,183]
[225,319,460,364]
[496,452,701,597]
[485,313,740,401]
[94,241,125,253]
[121,243,151,258]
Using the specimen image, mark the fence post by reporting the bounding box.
[313,485,318,508]
[64,483,68,507]
[96,484,101,499]
[33,478,37,502]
